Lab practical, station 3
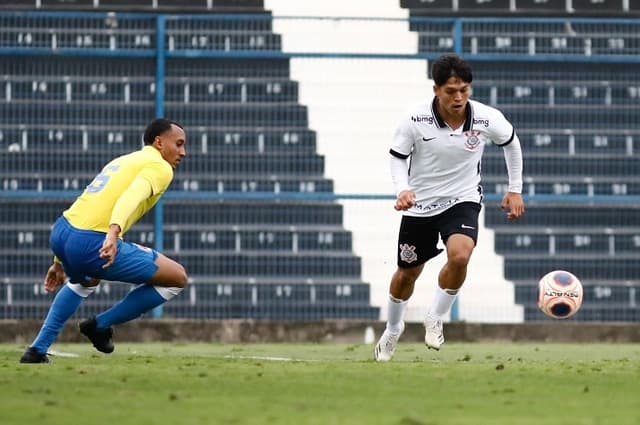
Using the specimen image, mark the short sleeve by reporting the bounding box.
[390,109,417,158]
[486,107,515,146]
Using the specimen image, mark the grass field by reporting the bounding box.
[1,342,639,425]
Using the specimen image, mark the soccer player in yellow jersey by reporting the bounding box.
[20,118,187,363]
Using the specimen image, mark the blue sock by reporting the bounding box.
[31,285,84,354]
[96,285,166,328]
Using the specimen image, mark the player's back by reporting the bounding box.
[63,146,173,234]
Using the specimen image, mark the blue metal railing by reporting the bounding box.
[2,13,640,62]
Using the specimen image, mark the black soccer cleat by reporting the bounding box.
[79,317,115,354]
[20,347,50,364]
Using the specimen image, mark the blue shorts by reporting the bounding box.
[49,216,159,285]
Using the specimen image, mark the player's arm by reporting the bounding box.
[389,108,417,211]
[99,176,153,268]
[390,153,415,211]
[500,132,525,220]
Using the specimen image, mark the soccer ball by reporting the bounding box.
[537,270,583,319]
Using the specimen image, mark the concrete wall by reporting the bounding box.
[4,320,640,344]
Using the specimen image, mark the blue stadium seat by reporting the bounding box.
[0,127,317,154]
[504,257,638,280]
[0,151,326,175]
[0,250,364,279]
[172,253,362,277]
[0,175,335,193]
[165,79,298,103]
[481,154,638,177]
[162,304,380,320]
[514,0,565,13]
[485,204,640,227]
[166,32,281,52]
[0,199,348,226]
[0,102,308,127]
[5,226,355,253]
[167,58,291,79]
[571,0,625,14]
[481,178,640,196]
[513,132,635,155]
[494,232,625,255]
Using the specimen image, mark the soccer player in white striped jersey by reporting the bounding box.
[374,54,525,362]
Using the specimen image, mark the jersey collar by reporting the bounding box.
[431,97,474,132]
[142,144,163,158]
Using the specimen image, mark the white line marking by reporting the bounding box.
[223,355,320,362]
[47,350,80,358]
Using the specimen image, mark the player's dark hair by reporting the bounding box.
[431,54,473,86]
[143,118,183,145]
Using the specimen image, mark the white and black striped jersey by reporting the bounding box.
[390,97,522,217]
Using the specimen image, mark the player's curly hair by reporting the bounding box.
[143,118,184,145]
[431,53,473,86]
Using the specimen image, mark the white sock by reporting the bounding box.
[427,286,458,320]
[67,282,96,298]
[152,285,184,300]
[386,294,408,334]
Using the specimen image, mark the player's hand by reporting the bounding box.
[99,235,118,268]
[99,225,121,268]
[501,192,525,220]
[394,190,416,211]
[44,262,66,293]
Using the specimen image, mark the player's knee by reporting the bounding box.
[395,266,421,284]
[448,251,471,269]
[174,264,188,288]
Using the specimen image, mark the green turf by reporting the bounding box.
[1,342,639,425]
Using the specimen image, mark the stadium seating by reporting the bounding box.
[401,6,640,321]
[0,6,380,320]
[5,0,266,12]
[402,0,635,16]
[3,6,639,323]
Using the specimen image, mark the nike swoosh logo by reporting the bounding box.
[422,137,436,142]
[461,224,475,229]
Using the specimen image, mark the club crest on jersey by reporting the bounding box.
[463,130,481,150]
[399,243,418,263]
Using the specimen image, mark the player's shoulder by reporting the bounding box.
[469,99,510,126]
[398,99,435,125]
[469,99,505,117]
[139,146,172,167]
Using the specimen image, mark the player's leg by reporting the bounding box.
[20,217,100,363]
[374,216,440,362]
[425,202,480,350]
[374,265,423,362]
[81,245,187,353]
[21,281,98,363]
[94,252,186,327]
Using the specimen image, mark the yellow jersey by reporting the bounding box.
[63,146,173,235]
